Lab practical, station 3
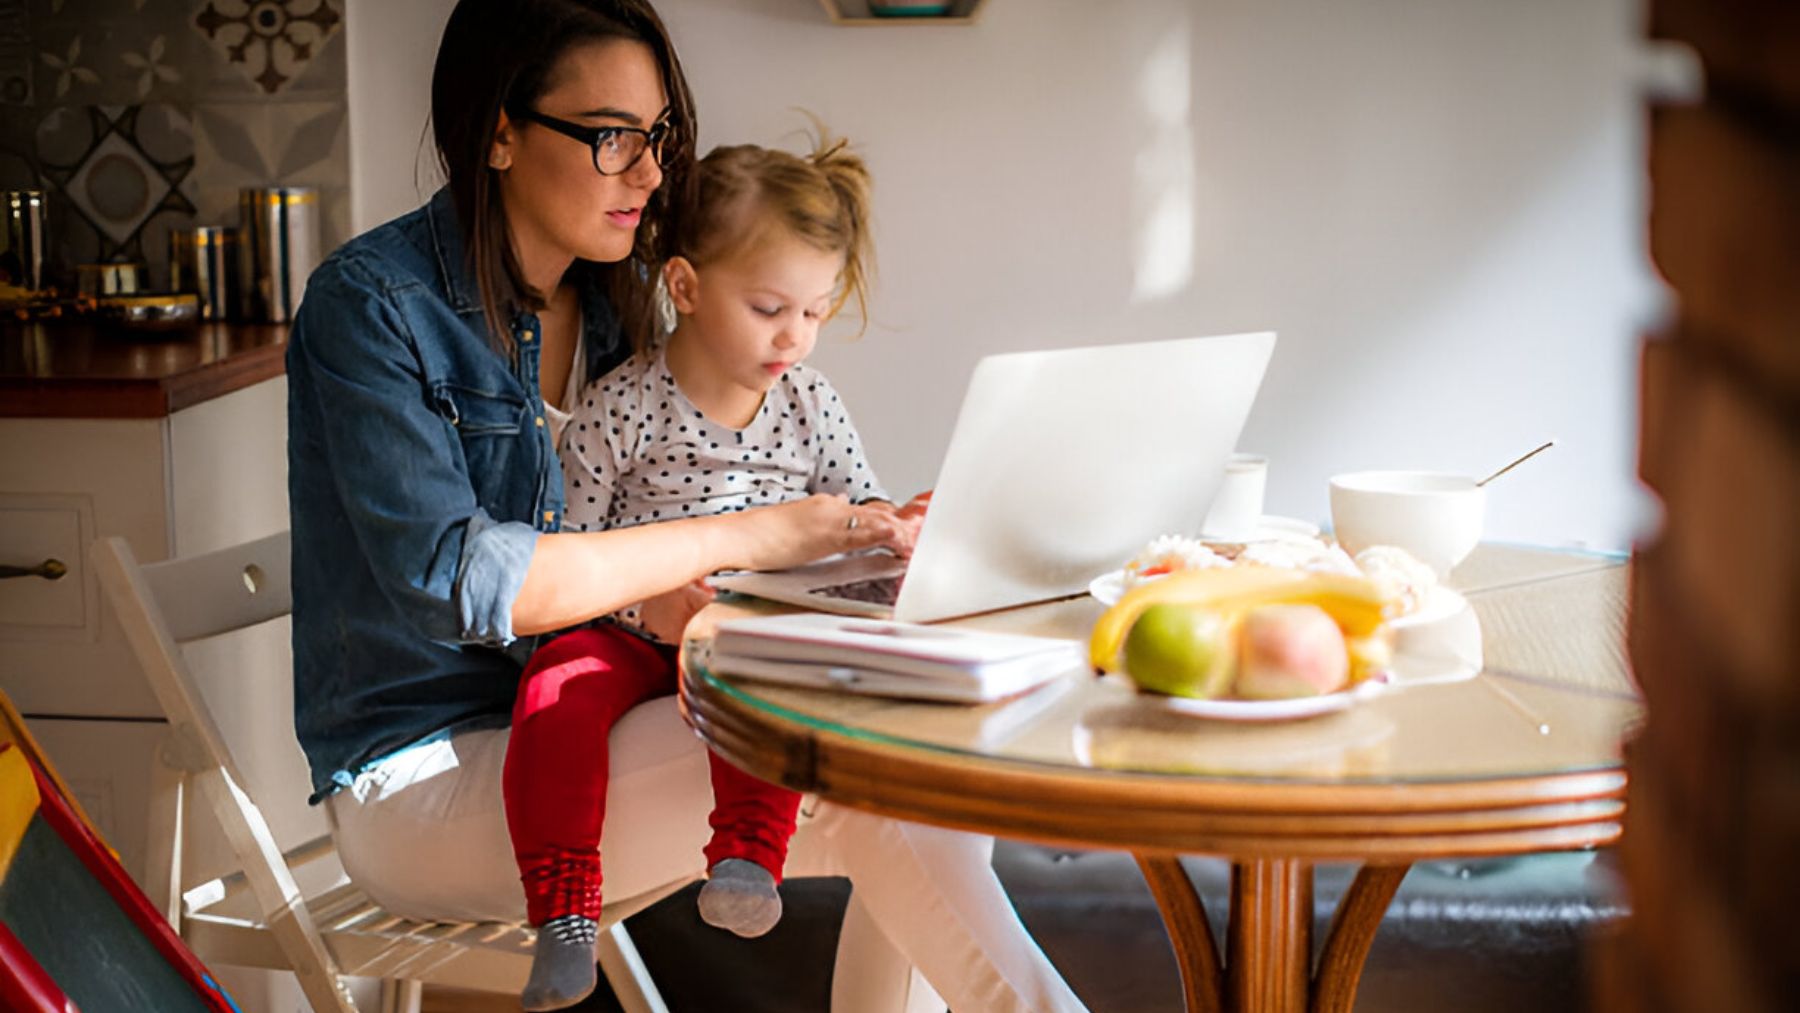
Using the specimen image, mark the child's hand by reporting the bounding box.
[895,490,932,522]
[636,579,717,643]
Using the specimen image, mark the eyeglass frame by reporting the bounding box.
[510,107,676,176]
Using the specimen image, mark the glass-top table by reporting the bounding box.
[679,544,1638,1013]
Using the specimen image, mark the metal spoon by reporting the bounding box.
[1477,440,1555,487]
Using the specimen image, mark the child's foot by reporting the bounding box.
[697,858,782,938]
[521,914,599,1011]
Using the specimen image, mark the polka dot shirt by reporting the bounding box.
[560,342,889,537]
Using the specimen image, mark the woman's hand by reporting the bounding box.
[636,579,717,643]
[858,490,931,558]
[727,494,902,572]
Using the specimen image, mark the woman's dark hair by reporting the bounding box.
[431,0,696,353]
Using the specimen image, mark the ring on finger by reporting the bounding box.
[846,514,859,531]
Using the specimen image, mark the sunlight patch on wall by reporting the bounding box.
[1131,19,1195,304]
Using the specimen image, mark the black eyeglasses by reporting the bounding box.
[513,107,675,176]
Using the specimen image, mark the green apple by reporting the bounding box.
[1122,603,1237,699]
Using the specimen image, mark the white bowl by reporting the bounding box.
[1328,471,1485,578]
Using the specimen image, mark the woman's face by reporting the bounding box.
[496,37,668,268]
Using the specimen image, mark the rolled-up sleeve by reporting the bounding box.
[455,511,537,644]
[289,256,536,647]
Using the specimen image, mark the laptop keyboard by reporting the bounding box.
[807,574,905,606]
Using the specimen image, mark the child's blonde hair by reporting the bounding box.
[675,123,874,333]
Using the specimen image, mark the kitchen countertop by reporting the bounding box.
[0,319,288,419]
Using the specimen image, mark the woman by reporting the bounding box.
[285,2,1088,1011]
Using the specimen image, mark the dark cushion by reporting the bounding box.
[578,844,1626,1012]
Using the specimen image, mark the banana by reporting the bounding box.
[1343,630,1394,685]
[1090,567,1388,673]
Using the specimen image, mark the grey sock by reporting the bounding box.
[697,858,783,938]
[521,915,598,1011]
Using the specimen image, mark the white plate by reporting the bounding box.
[1085,584,1482,720]
[1087,569,1133,605]
[1118,672,1392,722]
[1090,517,1327,606]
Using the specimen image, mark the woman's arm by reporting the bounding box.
[511,494,900,635]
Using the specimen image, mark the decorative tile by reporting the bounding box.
[120,35,181,100]
[64,130,170,242]
[38,32,99,100]
[192,0,342,95]
[190,97,346,248]
[35,103,196,263]
[0,0,347,281]
[0,0,32,105]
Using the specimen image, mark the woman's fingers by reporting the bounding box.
[844,503,900,550]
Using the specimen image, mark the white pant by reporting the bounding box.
[325,697,1087,1013]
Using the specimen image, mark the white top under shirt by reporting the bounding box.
[559,341,888,537]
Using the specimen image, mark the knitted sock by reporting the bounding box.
[521,914,598,1011]
[697,857,783,938]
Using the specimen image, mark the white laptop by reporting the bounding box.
[709,331,1277,623]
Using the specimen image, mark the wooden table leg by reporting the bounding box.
[1309,863,1410,1013]
[1227,859,1313,1013]
[1135,853,1224,1013]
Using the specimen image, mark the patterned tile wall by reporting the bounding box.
[0,0,347,289]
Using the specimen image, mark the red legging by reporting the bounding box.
[503,625,802,926]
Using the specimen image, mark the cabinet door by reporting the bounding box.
[0,417,168,717]
[0,495,94,633]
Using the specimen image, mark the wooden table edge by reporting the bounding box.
[681,662,1627,860]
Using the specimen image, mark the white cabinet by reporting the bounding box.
[0,377,322,896]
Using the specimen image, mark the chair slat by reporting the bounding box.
[141,531,291,643]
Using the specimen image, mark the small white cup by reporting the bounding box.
[1328,470,1486,578]
[1203,453,1268,540]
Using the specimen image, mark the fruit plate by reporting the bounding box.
[1088,576,1481,689]
[1110,672,1393,722]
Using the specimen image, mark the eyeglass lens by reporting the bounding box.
[594,126,668,176]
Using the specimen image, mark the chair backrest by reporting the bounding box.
[138,532,291,643]
[95,533,358,1013]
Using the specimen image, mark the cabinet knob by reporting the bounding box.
[0,558,68,581]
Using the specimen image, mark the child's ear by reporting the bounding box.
[664,257,699,314]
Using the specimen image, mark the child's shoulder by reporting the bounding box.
[590,345,663,399]
[781,360,844,408]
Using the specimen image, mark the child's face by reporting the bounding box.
[670,231,843,394]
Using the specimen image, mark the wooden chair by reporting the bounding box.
[95,532,684,1013]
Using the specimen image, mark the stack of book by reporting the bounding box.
[705,613,1084,703]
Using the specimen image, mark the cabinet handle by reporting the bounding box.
[0,558,68,581]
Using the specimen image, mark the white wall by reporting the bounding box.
[349,0,1662,550]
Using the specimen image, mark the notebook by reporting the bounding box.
[706,613,1085,702]
[710,331,1277,622]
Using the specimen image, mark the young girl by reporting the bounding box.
[505,130,922,1010]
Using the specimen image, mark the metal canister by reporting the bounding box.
[170,226,238,320]
[1,189,47,291]
[237,186,320,323]
[75,261,146,297]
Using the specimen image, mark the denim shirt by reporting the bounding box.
[288,188,630,803]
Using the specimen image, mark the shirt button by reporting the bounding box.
[535,416,545,428]
[542,510,555,524]
[520,330,534,343]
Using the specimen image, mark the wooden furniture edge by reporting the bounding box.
[681,665,1627,858]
